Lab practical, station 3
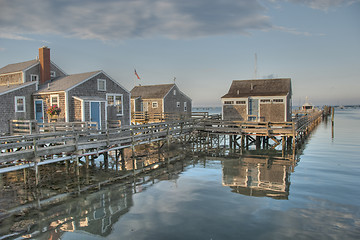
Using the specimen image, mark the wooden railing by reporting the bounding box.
[9,120,38,135]
[131,112,192,123]
[9,120,98,135]
[0,119,197,170]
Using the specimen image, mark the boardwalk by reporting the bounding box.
[0,110,323,176]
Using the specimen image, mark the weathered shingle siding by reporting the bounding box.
[223,105,247,121]
[67,72,130,127]
[0,83,36,134]
[142,99,163,115]
[73,98,82,121]
[24,64,40,83]
[50,63,66,79]
[163,85,192,115]
[259,103,285,122]
[0,72,23,86]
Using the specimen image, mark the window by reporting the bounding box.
[224,101,234,105]
[273,99,284,103]
[236,101,246,104]
[50,94,59,106]
[173,90,176,95]
[152,102,158,108]
[176,102,180,107]
[30,74,39,81]
[107,94,123,115]
[97,79,106,91]
[50,71,56,78]
[15,96,26,112]
[184,102,187,111]
[260,99,271,103]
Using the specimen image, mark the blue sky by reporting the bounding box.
[0,0,359,106]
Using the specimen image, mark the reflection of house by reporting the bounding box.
[221,78,292,122]
[0,47,130,133]
[130,83,192,122]
[222,157,290,199]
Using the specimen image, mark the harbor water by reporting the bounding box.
[1,108,360,239]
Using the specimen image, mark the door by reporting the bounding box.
[34,100,44,123]
[248,98,259,121]
[90,102,101,129]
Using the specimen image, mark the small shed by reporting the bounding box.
[130,83,192,122]
[221,78,292,122]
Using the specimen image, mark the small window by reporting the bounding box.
[97,79,106,91]
[50,94,59,106]
[30,74,39,81]
[15,96,26,112]
[236,101,246,104]
[152,102,158,108]
[107,94,123,115]
[184,102,187,111]
[173,90,176,95]
[260,99,271,103]
[273,99,283,103]
[224,101,234,105]
[176,102,180,107]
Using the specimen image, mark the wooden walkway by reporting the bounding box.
[0,120,196,174]
[0,110,323,175]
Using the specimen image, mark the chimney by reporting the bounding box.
[39,46,51,84]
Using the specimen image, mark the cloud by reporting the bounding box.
[271,0,360,10]
[0,0,272,41]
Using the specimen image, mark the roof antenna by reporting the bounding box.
[254,53,257,79]
[173,77,176,83]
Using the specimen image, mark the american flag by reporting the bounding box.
[134,69,140,80]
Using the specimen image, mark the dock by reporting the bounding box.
[0,110,324,181]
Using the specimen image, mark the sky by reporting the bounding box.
[0,0,359,107]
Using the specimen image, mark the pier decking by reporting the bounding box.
[0,110,324,177]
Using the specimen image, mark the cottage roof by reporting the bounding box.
[0,81,37,95]
[37,70,101,93]
[131,84,175,99]
[0,59,38,75]
[222,78,291,98]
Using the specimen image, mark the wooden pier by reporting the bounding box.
[0,110,323,179]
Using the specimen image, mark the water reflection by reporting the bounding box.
[41,185,133,239]
[222,157,292,199]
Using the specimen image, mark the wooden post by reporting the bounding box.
[282,136,286,157]
[104,152,109,170]
[331,107,335,139]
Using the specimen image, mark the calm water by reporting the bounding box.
[1,108,360,239]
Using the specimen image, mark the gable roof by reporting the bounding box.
[0,81,37,96]
[131,84,175,99]
[222,78,291,98]
[0,59,38,75]
[37,70,101,93]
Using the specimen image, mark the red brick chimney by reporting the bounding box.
[39,46,50,84]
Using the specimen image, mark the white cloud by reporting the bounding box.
[0,0,272,41]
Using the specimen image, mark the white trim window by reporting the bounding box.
[184,102,187,111]
[107,94,123,115]
[30,74,39,82]
[97,79,106,91]
[50,71,56,78]
[50,94,59,107]
[176,102,180,108]
[15,96,26,112]
[173,90,176,95]
[152,101,158,108]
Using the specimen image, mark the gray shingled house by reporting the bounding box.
[130,83,192,122]
[221,78,292,122]
[0,47,130,133]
